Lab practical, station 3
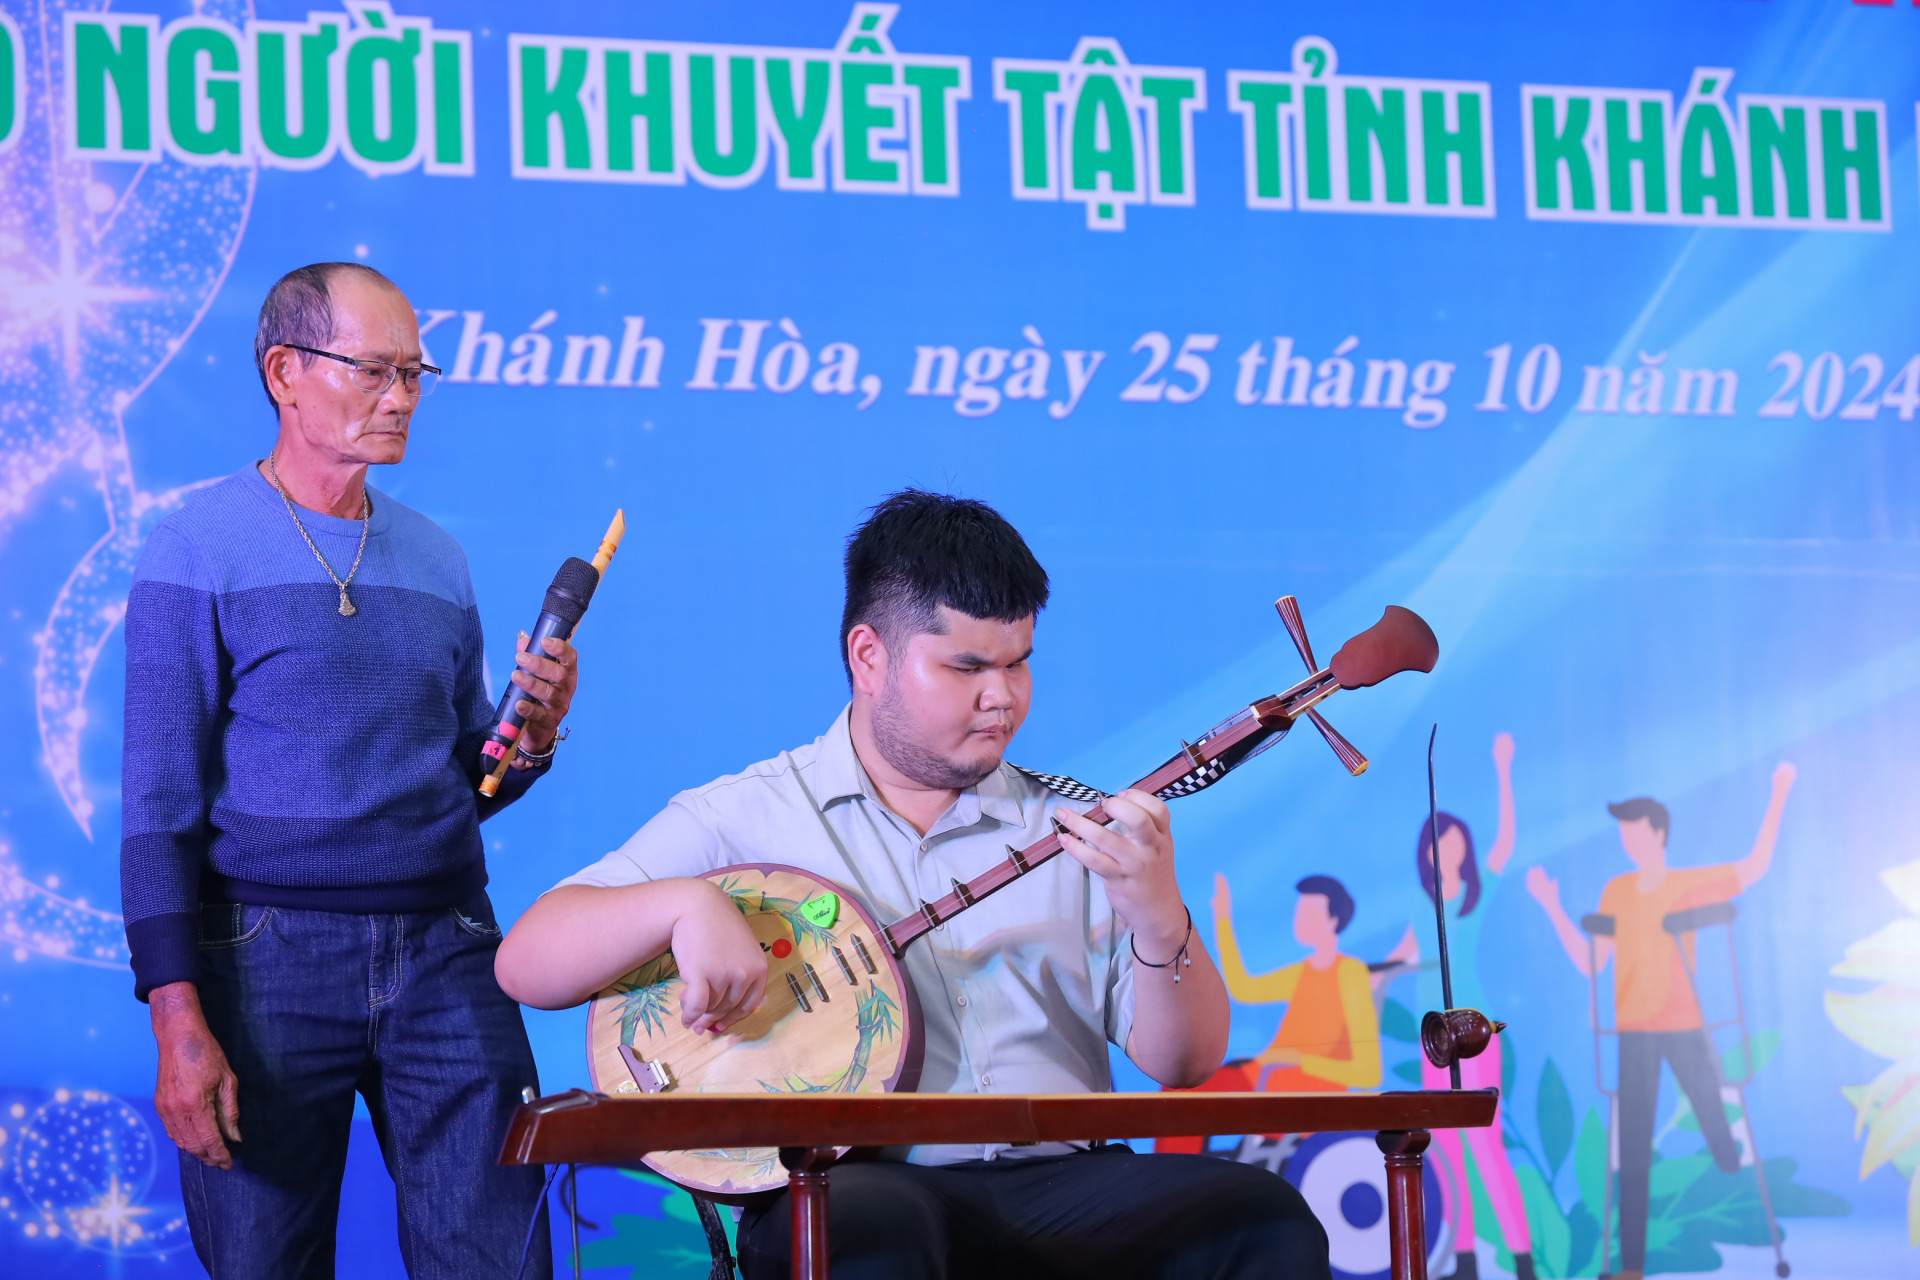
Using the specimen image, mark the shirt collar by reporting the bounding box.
[974,761,1028,828]
[815,704,1029,829]
[241,461,394,537]
[814,705,869,805]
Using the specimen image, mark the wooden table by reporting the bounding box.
[500,1088,1498,1280]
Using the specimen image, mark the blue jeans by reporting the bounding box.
[182,897,551,1279]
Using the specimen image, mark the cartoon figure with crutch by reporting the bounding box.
[1526,763,1796,1280]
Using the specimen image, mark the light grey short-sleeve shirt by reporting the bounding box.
[554,706,1137,1165]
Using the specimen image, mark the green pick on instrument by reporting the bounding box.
[800,893,839,929]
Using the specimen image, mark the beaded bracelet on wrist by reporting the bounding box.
[1131,905,1195,983]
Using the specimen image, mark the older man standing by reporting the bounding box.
[120,263,575,1278]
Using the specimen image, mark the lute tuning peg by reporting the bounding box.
[1307,709,1369,776]
[1275,596,1371,776]
[1274,595,1318,672]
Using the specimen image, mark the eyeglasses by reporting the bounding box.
[284,345,441,397]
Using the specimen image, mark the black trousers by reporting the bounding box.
[1617,1030,1742,1272]
[736,1145,1331,1280]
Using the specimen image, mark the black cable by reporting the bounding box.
[513,1162,601,1280]
[559,1163,597,1280]
[569,1164,581,1280]
[515,1165,562,1280]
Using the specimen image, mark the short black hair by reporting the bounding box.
[1295,874,1355,933]
[1607,797,1670,835]
[254,262,398,411]
[841,489,1049,679]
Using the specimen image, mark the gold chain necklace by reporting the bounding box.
[267,452,371,617]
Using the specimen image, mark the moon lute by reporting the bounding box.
[585,598,1438,1199]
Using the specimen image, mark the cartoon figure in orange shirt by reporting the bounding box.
[1527,763,1796,1280]
[1214,873,1382,1092]
[1156,875,1379,1158]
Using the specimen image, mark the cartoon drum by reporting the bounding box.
[1282,1131,1453,1280]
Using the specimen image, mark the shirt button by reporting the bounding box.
[956,995,968,1007]
[981,1073,993,1086]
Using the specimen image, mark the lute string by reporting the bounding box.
[631,952,878,1086]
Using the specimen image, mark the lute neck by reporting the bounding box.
[878,665,1341,956]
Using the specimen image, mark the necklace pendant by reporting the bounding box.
[338,588,357,617]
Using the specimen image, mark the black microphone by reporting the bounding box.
[479,556,600,779]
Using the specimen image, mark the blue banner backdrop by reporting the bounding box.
[2,0,1917,1275]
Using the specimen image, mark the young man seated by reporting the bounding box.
[497,490,1331,1280]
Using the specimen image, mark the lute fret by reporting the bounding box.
[879,680,1313,956]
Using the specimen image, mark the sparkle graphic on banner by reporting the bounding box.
[0,841,129,968]
[0,0,255,891]
[71,1173,152,1248]
[8,222,159,378]
[0,1089,189,1257]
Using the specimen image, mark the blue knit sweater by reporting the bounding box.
[119,464,545,1000]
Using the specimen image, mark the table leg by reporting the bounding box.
[1377,1129,1433,1280]
[780,1145,836,1280]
